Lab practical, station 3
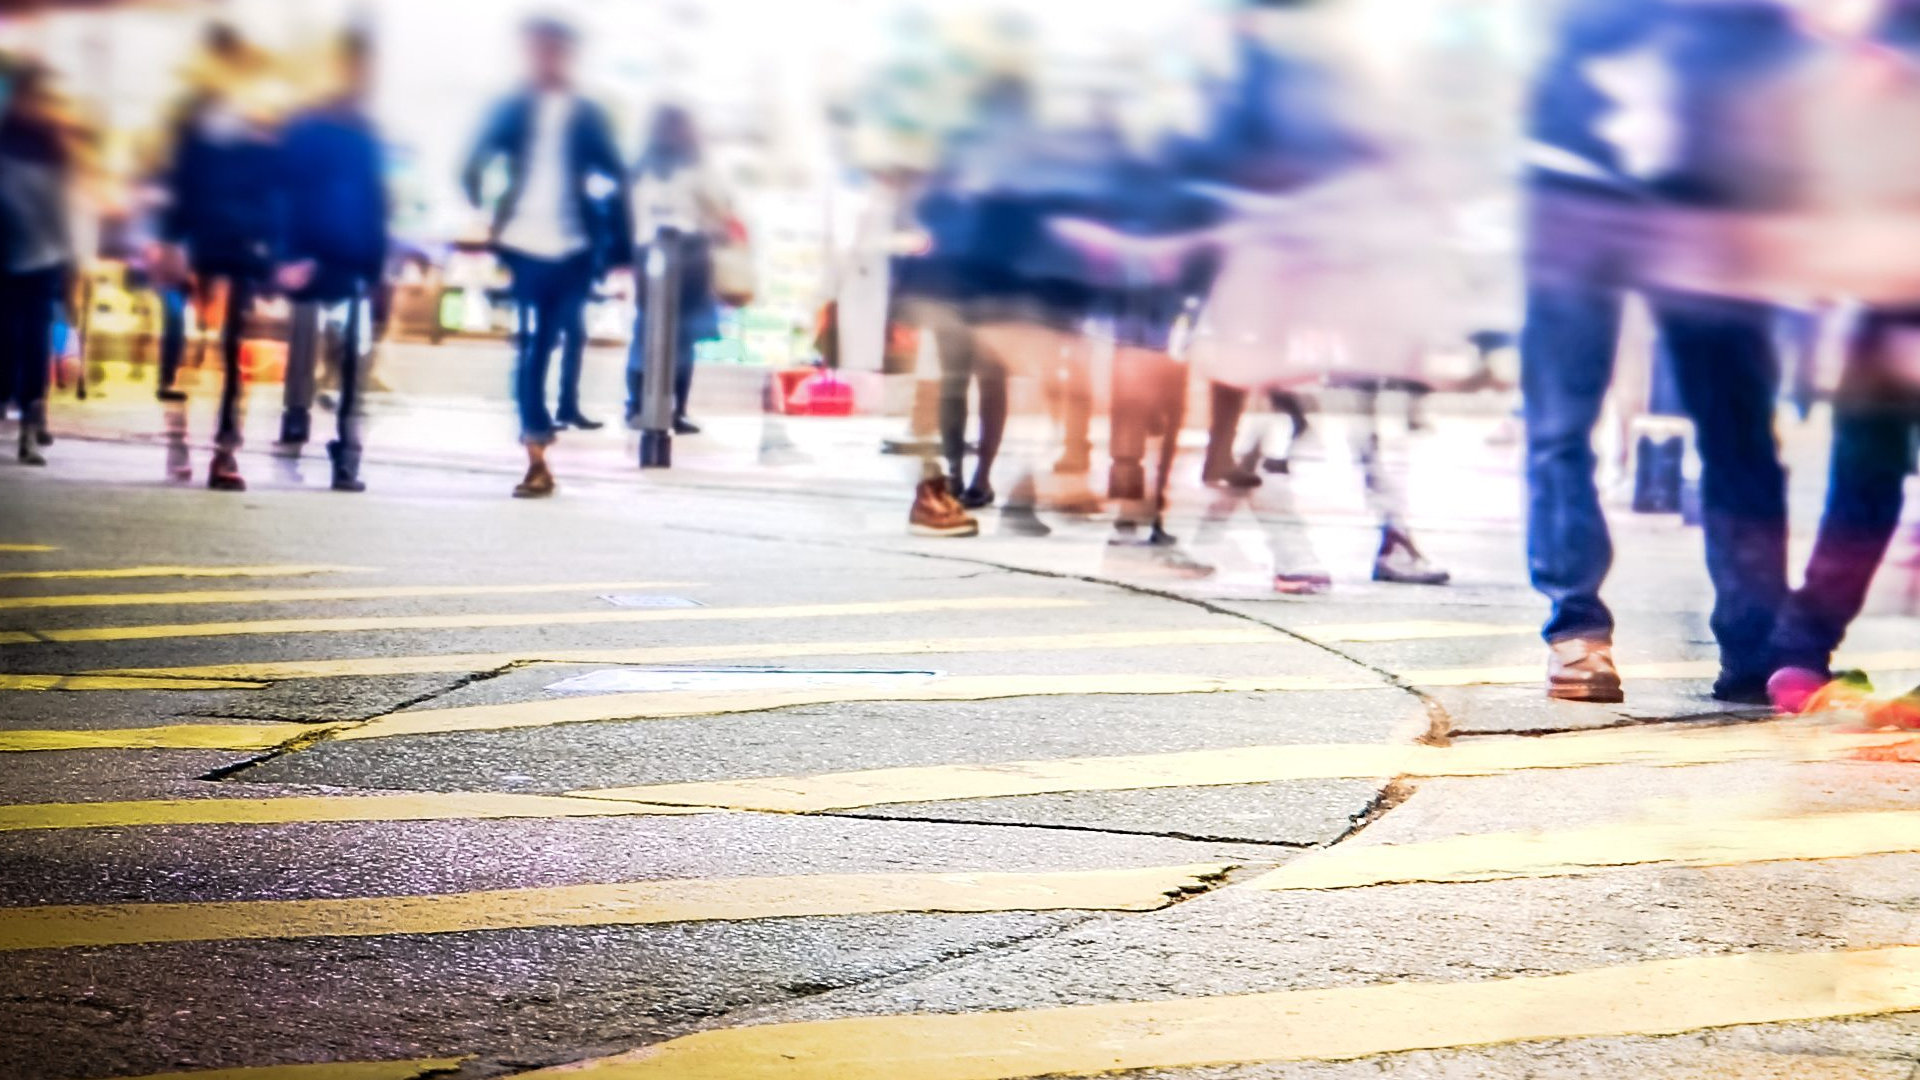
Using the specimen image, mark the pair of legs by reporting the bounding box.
[286,290,370,491]
[1,264,62,464]
[1770,312,1920,678]
[934,320,1008,507]
[1523,280,1787,698]
[503,249,594,493]
[625,307,698,430]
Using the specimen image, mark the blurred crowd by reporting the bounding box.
[5,0,1920,710]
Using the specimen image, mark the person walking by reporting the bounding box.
[273,28,388,493]
[462,16,629,498]
[0,57,75,467]
[626,103,729,437]
[161,23,284,493]
[1520,0,1792,704]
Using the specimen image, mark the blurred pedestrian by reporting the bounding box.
[626,103,730,438]
[161,22,286,492]
[1521,0,1791,704]
[1768,312,1920,708]
[273,28,388,493]
[462,16,629,498]
[0,57,76,467]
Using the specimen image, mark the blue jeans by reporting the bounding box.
[1522,281,1787,678]
[1770,314,1920,673]
[502,250,593,445]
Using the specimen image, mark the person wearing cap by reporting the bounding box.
[461,16,630,498]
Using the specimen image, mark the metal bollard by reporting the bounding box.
[637,233,683,468]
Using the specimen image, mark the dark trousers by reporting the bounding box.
[208,274,254,452]
[559,305,588,421]
[1521,281,1787,677]
[157,285,187,391]
[1,265,61,421]
[502,250,593,446]
[1771,315,1920,673]
[625,234,708,422]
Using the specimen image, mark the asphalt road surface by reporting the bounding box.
[6,431,1920,1080]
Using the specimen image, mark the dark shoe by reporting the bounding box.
[557,413,605,431]
[1373,529,1450,586]
[512,463,555,498]
[999,502,1052,538]
[157,387,188,403]
[672,416,701,436]
[1711,671,1773,706]
[17,428,45,466]
[326,440,366,493]
[1547,638,1623,703]
[33,426,51,448]
[1261,457,1291,475]
[958,483,995,510]
[908,478,978,537]
[207,451,246,492]
[278,407,311,445]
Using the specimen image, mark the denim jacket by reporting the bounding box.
[462,90,632,272]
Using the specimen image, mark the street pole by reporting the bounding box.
[638,232,683,468]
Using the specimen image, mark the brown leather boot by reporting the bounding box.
[1547,637,1623,703]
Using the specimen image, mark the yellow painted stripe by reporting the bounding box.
[0,544,57,554]
[0,631,34,645]
[0,674,263,691]
[88,628,1284,682]
[0,563,361,582]
[0,793,711,832]
[1303,620,1536,643]
[0,579,702,612]
[6,596,1088,646]
[573,722,1909,812]
[107,1059,467,1080]
[337,671,1376,742]
[0,864,1227,951]
[1254,807,1920,892]
[1405,649,1920,688]
[512,945,1920,1079]
[0,724,327,753]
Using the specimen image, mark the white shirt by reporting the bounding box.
[498,91,587,259]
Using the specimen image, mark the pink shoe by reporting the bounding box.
[1767,667,1830,714]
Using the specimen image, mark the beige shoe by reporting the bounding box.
[1547,637,1623,703]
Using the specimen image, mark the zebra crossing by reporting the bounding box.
[6,554,1920,1079]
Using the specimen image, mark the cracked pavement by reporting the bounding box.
[4,431,1920,1079]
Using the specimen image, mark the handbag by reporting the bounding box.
[710,218,756,307]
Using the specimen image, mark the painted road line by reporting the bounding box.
[0,793,710,832]
[107,1059,467,1080]
[0,673,264,691]
[0,544,57,554]
[335,672,1378,742]
[3,596,1088,646]
[1404,649,1920,688]
[0,724,329,753]
[87,627,1286,682]
[0,579,703,612]
[0,563,361,582]
[573,722,1911,812]
[1253,807,1920,892]
[0,864,1228,951]
[1302,620,1536,643]
[511,945,1920,1079]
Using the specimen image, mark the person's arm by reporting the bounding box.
[581,103,633,269]
[460,99,511,209]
